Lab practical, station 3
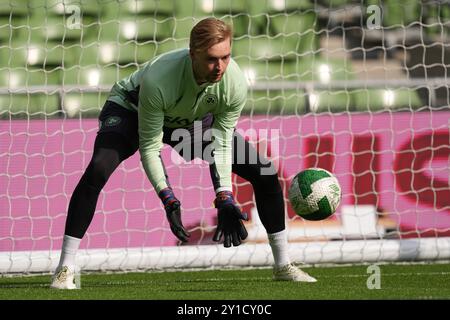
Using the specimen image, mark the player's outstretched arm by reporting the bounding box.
[213,191,248,247]
[138,78,190,242]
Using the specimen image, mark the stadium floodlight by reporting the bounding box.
[383,90,395,107]
[309,93,319,112]
[100,44,116,64]
[318,64,331,84]
[8,72,20,88]
[201,0,214,13]
[26,46,40,65]
[121,21,137,40]
[87,69,101,87]
[243,68,257,86]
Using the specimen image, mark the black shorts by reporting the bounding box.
[97,100,139,153]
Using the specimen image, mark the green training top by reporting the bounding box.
[107,48,248,194]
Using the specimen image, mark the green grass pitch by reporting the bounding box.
[0,263,449,300]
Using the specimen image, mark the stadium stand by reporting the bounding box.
[0,0,440,118]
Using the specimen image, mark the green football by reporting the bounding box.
[288,168,342,221]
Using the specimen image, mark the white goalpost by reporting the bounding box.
[1,0,449,274]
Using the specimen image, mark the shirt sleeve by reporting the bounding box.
[138,78,169,193]
[211,80,247,193]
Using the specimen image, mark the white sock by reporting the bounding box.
[268,229,291,269]
[57,235,81,268]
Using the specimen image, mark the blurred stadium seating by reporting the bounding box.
[0,0,448,119]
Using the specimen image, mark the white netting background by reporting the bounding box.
[0,0,449,273]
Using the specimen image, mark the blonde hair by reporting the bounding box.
[190,18,233,53]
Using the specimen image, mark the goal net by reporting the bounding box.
[1,0,449,274]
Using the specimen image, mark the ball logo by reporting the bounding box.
[203,94,218,106]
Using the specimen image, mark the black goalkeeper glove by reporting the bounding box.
[158,187,191,243]
[213,191,248,248]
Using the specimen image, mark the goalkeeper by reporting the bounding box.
[51,18,316,289]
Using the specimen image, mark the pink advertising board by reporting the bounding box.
[1,112,449,251]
